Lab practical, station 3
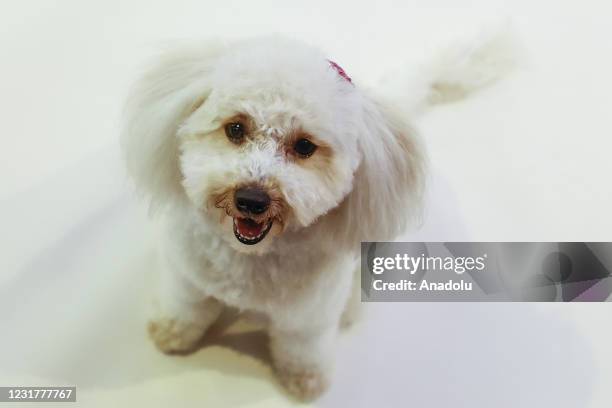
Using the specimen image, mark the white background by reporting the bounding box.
[0,1,611,407]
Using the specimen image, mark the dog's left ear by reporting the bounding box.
[121,44,223,211]
[334,94,426,247]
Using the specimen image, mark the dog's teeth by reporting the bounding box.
[233,219,272,244]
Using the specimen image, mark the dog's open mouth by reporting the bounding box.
[233,217,273,245]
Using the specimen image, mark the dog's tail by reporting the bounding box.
[380,25,521,115]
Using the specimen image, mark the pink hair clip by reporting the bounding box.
[328,60,352,84]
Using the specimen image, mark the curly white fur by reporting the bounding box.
[121,33,516,400]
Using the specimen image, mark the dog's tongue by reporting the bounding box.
[235,218,265,238]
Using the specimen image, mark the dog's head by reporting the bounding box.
[123,37,424,254]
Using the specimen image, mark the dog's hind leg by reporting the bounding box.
[340,263,362,329]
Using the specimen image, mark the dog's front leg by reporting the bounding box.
[270,322,337,401]
[148,294,222,354]
[148,249,223,354]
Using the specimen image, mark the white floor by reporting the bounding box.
[1,1,611,407]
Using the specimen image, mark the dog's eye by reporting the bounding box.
[293,138,317,158]
[225,122,246,143]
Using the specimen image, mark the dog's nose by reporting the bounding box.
[234,187,271,215]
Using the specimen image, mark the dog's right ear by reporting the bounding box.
[121,44,223,211]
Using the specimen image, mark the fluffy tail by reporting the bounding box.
[381,25,521,114]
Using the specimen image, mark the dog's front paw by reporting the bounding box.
[147,318,207,354]
[276,363,330,401]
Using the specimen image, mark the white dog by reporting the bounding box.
[122,32,516,400]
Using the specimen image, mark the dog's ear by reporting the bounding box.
[333,94,426,247]
[121,44,223,210]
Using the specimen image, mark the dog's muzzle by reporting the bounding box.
[232,186,274,245]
